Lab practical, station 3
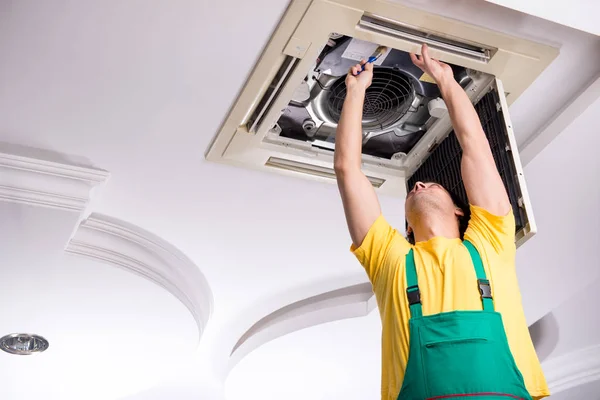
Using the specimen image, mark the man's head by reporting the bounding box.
[405,181,469,244]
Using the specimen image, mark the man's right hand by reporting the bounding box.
[346,59,374,92]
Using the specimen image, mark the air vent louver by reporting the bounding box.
[246,56,300,133]
[358,14,495,63]
[266,157,385,188]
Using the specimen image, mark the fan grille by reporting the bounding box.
[326,67,414,131]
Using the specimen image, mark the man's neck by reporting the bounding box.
[412,213,460,243]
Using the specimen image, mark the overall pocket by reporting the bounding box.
[419,316,502,397]
[425,337,488,348]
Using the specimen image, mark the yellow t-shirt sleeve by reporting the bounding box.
[464,204,516,255]
[350,214,407,284]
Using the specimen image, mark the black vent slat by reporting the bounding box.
[408,89,524,233]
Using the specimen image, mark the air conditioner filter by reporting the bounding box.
[407,89,525,233]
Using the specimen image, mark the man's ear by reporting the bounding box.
[407,225,413,235]
[454,207,465,217]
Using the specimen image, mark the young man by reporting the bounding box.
[334,44,549,400]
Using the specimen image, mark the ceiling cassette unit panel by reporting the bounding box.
[206,0,559,246]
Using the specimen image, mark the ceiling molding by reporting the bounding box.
[228,282,375,370]
[543,344,600,395]
[65,213,213,341]
[0,144,109,212]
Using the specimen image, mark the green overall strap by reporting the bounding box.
[405,249,422,318]
[463,240,494,311]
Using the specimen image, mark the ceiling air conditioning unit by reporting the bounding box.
[206,0,558,246]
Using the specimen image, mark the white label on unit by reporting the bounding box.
[341,38,392,65]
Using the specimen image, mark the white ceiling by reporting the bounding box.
[0,202,198,400]
[514,95,600,323]
[0,0,599,399]
[484,0,600,36]
[549,380,600,400]
[545,277,600,361]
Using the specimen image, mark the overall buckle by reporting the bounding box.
[406,285,421,305]
[478,279,492,299]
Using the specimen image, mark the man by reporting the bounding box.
[334,44,549,400]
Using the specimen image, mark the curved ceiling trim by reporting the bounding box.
[66,213,213,341]
[544,344,600,395]
[228,281,376,370]
[0,142,109,212]
[529,312,560,363]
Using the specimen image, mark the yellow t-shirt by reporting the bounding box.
[351,205,549,400]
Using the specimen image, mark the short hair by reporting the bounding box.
[405,184,470,245]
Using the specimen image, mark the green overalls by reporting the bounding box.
[397,240,532,400]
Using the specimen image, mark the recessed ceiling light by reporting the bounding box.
[0,333,49,355]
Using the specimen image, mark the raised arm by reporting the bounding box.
[410,44,510,216]
[334,61,382,247]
